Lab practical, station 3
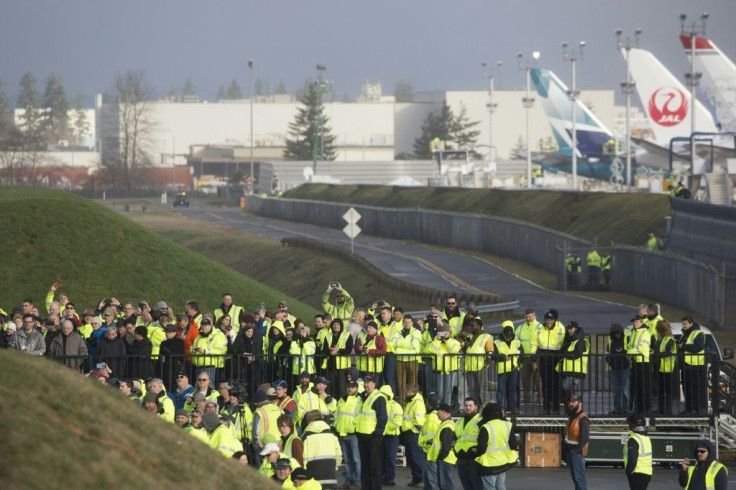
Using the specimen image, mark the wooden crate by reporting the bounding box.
[524,432,561,468]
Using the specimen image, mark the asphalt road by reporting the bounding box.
[175,203,637,335]
[389,465,736,489]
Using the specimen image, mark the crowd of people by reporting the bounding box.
[0,282,726,489]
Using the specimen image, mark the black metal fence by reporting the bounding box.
[47,349,729,419]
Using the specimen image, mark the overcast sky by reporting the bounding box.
[1,0,734,105]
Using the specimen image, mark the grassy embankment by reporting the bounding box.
[0,187,315,319]
[0,349,277,489]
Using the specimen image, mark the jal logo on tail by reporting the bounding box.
[648,87,689,127]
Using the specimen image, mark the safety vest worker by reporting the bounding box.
[427,405,457,465]
[475,405,516,471]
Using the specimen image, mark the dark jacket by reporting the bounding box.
[97,336,128,378]
[678,439,728,490]
[607,326,629,370]
[128,336,152,379]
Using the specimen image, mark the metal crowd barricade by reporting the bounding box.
[43,349,723,419]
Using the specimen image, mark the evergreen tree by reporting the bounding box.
[17,71,38,109]
[413,105,453,159]
[72,93,90,146]
[226,79,242,99]
[42,74,70,144]
[283,82,336,161]
[508,135,525,159]
[216,86,227,101]
[182,77,196,97]
[0,81,12,132]
[254,78,265,96]
[449,104,482,159]
[275,80,287,95]
[413,103,481,159]
[393,79,415,102]
[16,72,44,145]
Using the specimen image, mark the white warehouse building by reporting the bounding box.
[96,85,618,171]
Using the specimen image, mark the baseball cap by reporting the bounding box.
[291,468,309,480]
[260,442,281,456]
[156,301,169,309]
[363,374,376,383]
[273,458,291,469]
[315,376,329,385]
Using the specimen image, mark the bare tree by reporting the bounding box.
[100,70,156,193]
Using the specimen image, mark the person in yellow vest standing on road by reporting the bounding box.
[335,380,362,489]
[426,402,456,490]
[454,397,483,490]
[473,402,517,489]
[624,414,652,490]
[380,385,403,486]
[355,374,387,490]
[516,309,543,406]
[402,384,426,487]
[679,439,728,490]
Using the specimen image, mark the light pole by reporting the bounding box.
[562,41,586,190]
[518,51,540,188]
[616,28,642,188]
[681,12,708,169]
[248,58,254,194]
[482,61,502,163]
[313,64,327,172]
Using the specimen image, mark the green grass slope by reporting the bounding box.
[284,184,672,246]
[0,349,277,489]
[0,187,315,319]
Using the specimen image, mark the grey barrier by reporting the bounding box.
[247,196,726,324]
[247,195,591,274]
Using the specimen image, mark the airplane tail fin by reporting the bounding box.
[680,35,736,132]
[530,68,615,158]
[625,47,718,146]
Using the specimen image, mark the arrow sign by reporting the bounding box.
[342,207,361,254]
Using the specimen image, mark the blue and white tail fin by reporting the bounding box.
[680,35,736,132]
[530,68,616,159]
[625,47,719,146]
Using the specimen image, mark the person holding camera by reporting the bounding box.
[679,440,728,490]
[322,281,355,323]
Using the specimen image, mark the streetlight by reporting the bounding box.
[248,58,254,194]
[616,28,642,188]
[482,61,502,163]
[313,64,327,172]
[681,12,708,168]
[562,40,586,190]
[518,51,540,188]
